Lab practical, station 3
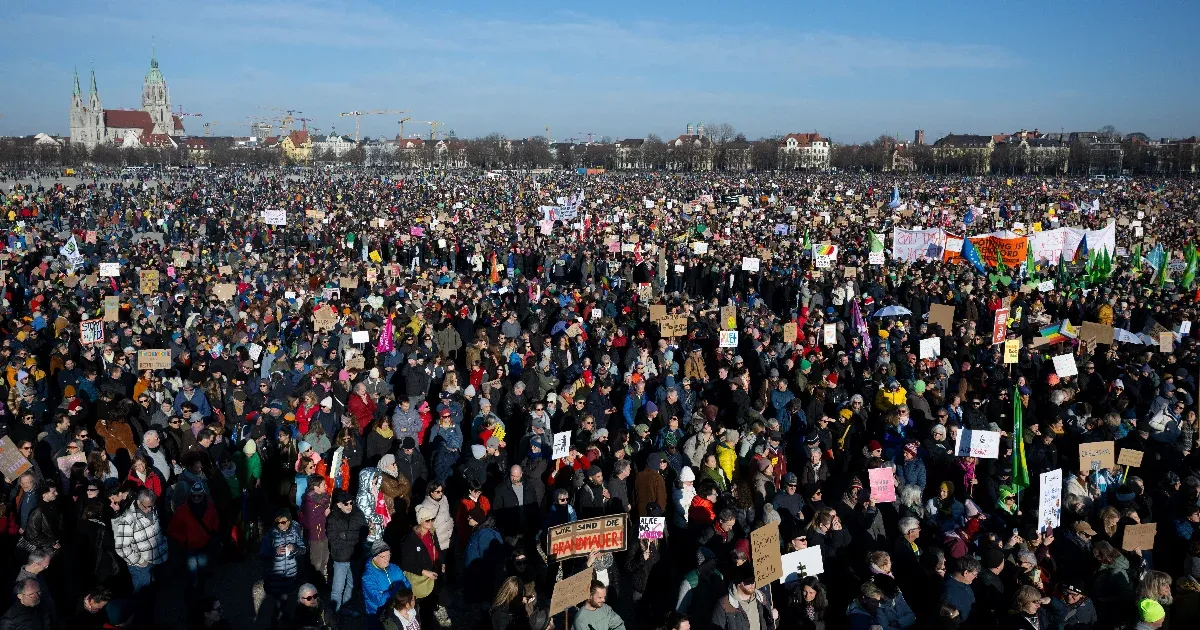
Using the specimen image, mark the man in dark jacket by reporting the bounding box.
[491,465,539,544]
[325,490,366,613]
[575,466,608,519]
[1,578,53,630]
[972,549,1009,630]
[394,437,428,498]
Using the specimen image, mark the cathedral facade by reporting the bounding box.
[69,53,185,150]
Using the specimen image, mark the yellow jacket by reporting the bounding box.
[716,443,738,482]
[875,387,908,413]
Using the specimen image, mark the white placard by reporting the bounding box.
[692,242,708,255]
[551,431,571,460]
[1038,469,1063,533]
[674,264,684,273]
[638,517,665,539]
[261,209,287,225]
[1180,321,1192,335]
[954,429,1001,459]
[814,255,832,269]
[869,252,885,265]
[351,330,369,344]
[919,336,941,359]
[719,330,738,348]
[248,343,264,362]
[1037,280,1055,292]
[781,546,824,582]
[99,262,120,277]
[1052,353,1078,377]
[741,257,761,272]
[822,323,836,346]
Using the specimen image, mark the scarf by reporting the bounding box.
[374,425,394,440]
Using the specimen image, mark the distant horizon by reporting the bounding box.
[2,0,1197,144]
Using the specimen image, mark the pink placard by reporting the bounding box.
[868,467,896,503]
[410,226,424,237]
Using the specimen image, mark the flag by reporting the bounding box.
[868,232,885,253]
[489,252,500,284]
[888,186,901,209]
[376,316,394,353]
[1023,242,1037,282]
[802,230,812,252]
[964,207,976,226]
[851,299,871,358]
[1074,235,1089,263]
[1183,244,1198,290]
[1011,387,1030,493]
[1146,243,1166,271]
[962,237,987,275]
[1132,242,1143,277]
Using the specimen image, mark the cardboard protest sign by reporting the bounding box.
[345,356,365,370]
[919,337,941,359]
[137,349,171,370]
[546,514,628,560]
[928,304,955,332]
[781,547,824,583]
[1004,339,1020,364]
[79,319,104,345]
[1117,449,1144,467]
[435,288,456,300]
[954,429,1001,459]
[0,436,32,482]
[992,308,1009,344]
[103,296,119,322]
[551,431,571,460]
[783,323,797,343]
[340,276,359,290]
[719,330,738,348]
[868,467,896,502]
[1159,331,1173,352]
[1038,469,1063,532]
[313,306,339,332]
[638,517,665,540]
[1080,321,1115,346]
[305,209,326,220]
[139,269,159,294]
[549,567,594,616]
[1052,354,1078,377]
[1122,523,1156,551]
[721,306,737,330]
[749,521,782,588]
[213,283,237,302]
[649,305,667,322]
[1079,441,1115,472]
[660,317,688,338]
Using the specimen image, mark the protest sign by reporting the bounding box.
[351,330,370,344]
[749,521,782,588]
[928,304,955,332]
[313,306,338,332]
[79,319,104,345]
[954,429,1002,459]
[546,514,628,559]
[660,317,688,338]
[992,308,1009,344]
[137,349,171,370]
[823,324,837,346]
[919,337,941,359]
[305,209,326,220]
[99,262,120,277]
[869,251,885,265]
[340,276,359,289]
[1038,469,1063,532]
[719,330,738,348]
[721,306,737,330]
[1080,321,1115,346]
[692,242,708,254]
[868,467,896,502]
[1037,280,1055,292]
[345,356,365,370]
[1004,339,1020,364]
[781,547,824,583]
[638,517,665,540]
[1117,449,1144,467]
[783,322,797,343]
[1159,331,1173,352]
[649,305,667,322]
[1079,441,1115,471]
[1122,523,1157,551]
[0,436,32,482]
[138,269,159,294]
[551,431,571,460]
[103,296,119,322]
[549,567,595,616]
[741,257,761,272]
[1052,354,1078,377]
[213,283,237,301]
[261,209,287,225]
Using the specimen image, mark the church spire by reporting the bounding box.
[73,67,81,97]
[89,66,98,95]
[150,37,158,69]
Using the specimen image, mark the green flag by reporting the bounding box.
[1132,242,1142,277]
[869,232,885,253]
[803,230,812,251]
[1183,244,1197,290]
[1011,386,1030,493]
[1024,242,1036,282]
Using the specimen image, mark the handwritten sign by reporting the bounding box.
[1038,469,1062,532]
[1004,339,1020,364]
[869,251,885,265]
[99,262,120,278]
[1079,321,1115,346]
[103,296,119,322]
[213,283,237,302]
[660,317,688,338]
[313,306,338,332]
[719,330,738,348]
[783,322,797,343]
[868,467,896,502]
[953,428,1000,458]
[79,318,104,345]
[137,349,171,371]
[0,436,32,482]
[649,305,667,322]
[919,336,941,359]
[1117,449,1144,467]
[351,330,370,344]
[822,323,837,346]
[139,269,159,294]
[638,517,665,540]
[551,431,571,460]
[261,209,287,225]
[720,306,737,330]
[781,546,824,583]
[546,514,628,559]
[549,567,594,616]
[750,521,782,588]
[741,257,761,272]
[1122,523,1157,551]
[1159,331,1173,353]
[1052,354,1078,377]
[992,308,1009,344]
[1079,441,1115,472]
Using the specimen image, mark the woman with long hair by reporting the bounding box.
[489,576,534,630]
[378,586,420,630]
[782,575,827,630]
[126,453,164,498]
[364,416,396,467]
[329,427,360,492]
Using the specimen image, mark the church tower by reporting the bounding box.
[141,47,172,136]
[87,68,104,147]
[69,68,86,147]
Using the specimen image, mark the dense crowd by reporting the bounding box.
[0,167,1198,630]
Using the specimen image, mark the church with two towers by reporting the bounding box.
[69,51,185,150]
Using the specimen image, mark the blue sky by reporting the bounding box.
[1,0,1197,143]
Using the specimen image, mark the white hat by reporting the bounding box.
[680,466,696,482]
[320,397,333,408]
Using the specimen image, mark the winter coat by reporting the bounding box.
[1049,595,1099,630]
[357,468,386,542]
[1089,555,1133,623]
[260,521,307,594]
[394,450,427,489]
[398,527,443,576]
[492,479,540,539]
[298,491,330,541]
[712,587,777,630]
[326,505,367,563]
[362,559,410,616]
[417,495,455,550]
[168,500,220,550]
[113,505,168,567]
[429,423,463,484]
[634,467,667,518]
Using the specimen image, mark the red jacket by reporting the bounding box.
[348,394,378,431]
[294,404,319,435]
[168,500,220,550]
[126,469,164,498]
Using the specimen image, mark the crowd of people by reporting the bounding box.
[0,166,1198,630]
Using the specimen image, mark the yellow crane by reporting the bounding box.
[263,108,303,133]
[398,116,412,139]
[203,122,219,137]
[416,121,444,141]
[338,109,410,142]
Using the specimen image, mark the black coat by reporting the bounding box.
[326,506,368,563]
[398,527,444,576]
[24,501,61,551]
[492,480,540,538]
[0,602,53,630]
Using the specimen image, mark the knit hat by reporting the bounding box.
[369,540,391,558]
[633,424,650,435]
[242,440,257,455]
[320,397,333,408]
[471,444,487,460]
[867,440,883,452]
[904,441,920,457]
[378,454,396,472]
[982,548,1005,570]
[912,380,926,395]
[663,432,679,447]
[756,459,772,472]
[1139,599,1166,623]
[799,359,812,371]
[415,505,436,523]
[645,401,658,414]
[680,466,696,482]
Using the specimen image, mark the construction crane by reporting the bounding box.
[338,109,410,142]
[263,108,303,133]
[397,116,412,139]
[545,126,551,145]
[294,117,314,131]
[416,121,444,141]
[578,132,595,144]
[173,106,202,118]
[203,122,219,137]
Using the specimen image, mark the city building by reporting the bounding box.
[932,133,995,174]
[914,129,925,145]
[615,139,645,170]
[69,52,185,149]
[779,133,830,170]
[280,130,312,162]
[313,131,356,158]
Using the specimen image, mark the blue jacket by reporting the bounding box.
[940,576,975,621]
[896,458,927,493]
[878,591,917,629]
[623,392,644,428]
[770,389,796,424]
[465,526,505,568]
[362,560,410,615]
